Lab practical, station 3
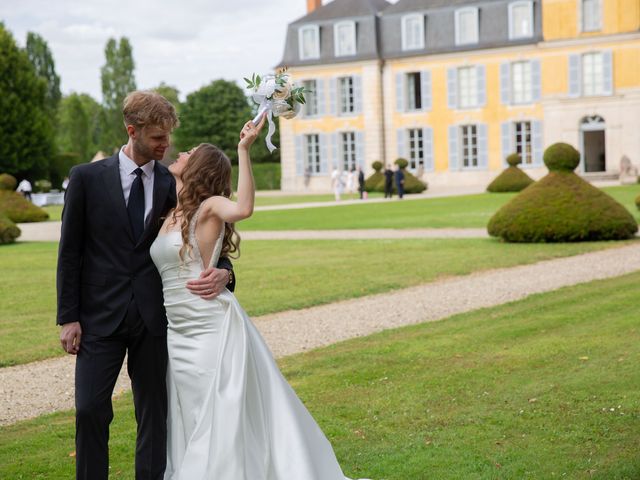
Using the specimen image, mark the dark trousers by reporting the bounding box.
[384,181,393,198]
[396,182,404,199]
[75,298,167,480]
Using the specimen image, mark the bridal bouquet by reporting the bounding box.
[245,70,308,152]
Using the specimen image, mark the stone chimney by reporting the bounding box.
[307,0,322,13]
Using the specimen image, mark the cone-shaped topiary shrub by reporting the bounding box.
[0,173,17,191]
[0,212,20,244]
[486,153,535,192]
[364,161,384,192]
[488,143,638,242]
[0,191,49,223]
[374,170,427,194]
[635,193,640,211]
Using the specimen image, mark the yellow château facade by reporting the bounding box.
[278,0,640,191]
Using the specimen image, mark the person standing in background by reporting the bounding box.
[357,166,365,200]
[16,178,33,201]
[383,165,393,199]
[394,164,405,200]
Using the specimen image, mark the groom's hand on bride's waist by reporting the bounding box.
[60,321,82,355]
[186,267,231,300]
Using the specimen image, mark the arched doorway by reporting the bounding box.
[580,115,606,172]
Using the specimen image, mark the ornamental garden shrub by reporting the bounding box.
[0,173,17,191]
[364,161,384,192]
[486,153,534,193]
[488,143,638,242]
[0,212,20,244]
[373,158,427,194]
[34,179,52,193]
[635,193,640,211]
[0,190,49,223]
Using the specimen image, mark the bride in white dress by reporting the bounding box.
[150,118,367,480]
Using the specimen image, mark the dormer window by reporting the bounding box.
[582,0,602,32]
[299,25,320,60]
[509,1,534,39]
[334,21,356,57]
[401,14,425,51]
[455,7,479,46]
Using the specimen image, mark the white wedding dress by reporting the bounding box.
[150,206,364,480]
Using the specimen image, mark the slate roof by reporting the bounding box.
[291,0,390,25]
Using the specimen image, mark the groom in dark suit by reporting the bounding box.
[57,91,235,480]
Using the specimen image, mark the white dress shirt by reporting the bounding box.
[118,148,155,227]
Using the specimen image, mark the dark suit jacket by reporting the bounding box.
[56,154,233,337]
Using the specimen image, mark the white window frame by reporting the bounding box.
[582,52,604,96]
[460,125,479,168]
[406,72,422,111]
[508,1,534,39]
[455,7,479,46]
[302,79,318,117]
[305,134,321,174]
[581,0,602,32]
[401,13,425,51]
[298,24,320,60]
[338,76,355,115]
[458,66,478,109]
[511,61,533,104]
[408,128,425,171]
[340,131,357,171]
[513,121,533,164]
[334,20,356,57]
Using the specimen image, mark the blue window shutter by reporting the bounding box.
[501,122,512,166]
[477,65,486,107]
[602,50,613,95]
[353,75,363,114]
[500,62,511,105]
[447,68,457,109]
[531,60,541,102]
[331,132,339,167]
[295,135,304,176]
[532,121,543,165]
[330,78,337,115]
[448,125,459,171]
[396,73,405,112]
[478,124,488,169]
[320,134,329,174]
[423,127,434,171]
[356,131,365,168]
[568,54,581,98]
[397,129,406,159]
[421,70,432,111]
[316,79,325,116]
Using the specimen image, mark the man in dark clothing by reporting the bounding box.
[357,166,365,199]
[395,164,405,199]
[383,165,394,198]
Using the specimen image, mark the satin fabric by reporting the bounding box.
[150,211,364,480]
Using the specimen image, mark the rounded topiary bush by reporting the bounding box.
[34,179,52,193]
[0,173,17,191]
[0,212,20,244]
[364,161,384,192]
[488,143,638,242]
[394,158,409,169]
[487,153,534,193]
[544,142,580,172]
[374,169,427,194]
[0,191,49,223]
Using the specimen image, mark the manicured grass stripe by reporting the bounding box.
[1,272,639,479]
[1,239,632,366]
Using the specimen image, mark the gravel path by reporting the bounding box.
[16,222,489,242]
[2,242,640,426]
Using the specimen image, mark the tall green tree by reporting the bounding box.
[100,37,136,153]
[0,24,54,178]
[153,82,180,112]
[175,79,277,164]
[25,32,61,116]
[56,94,90,161]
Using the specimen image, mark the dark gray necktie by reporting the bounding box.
[127,168,145,241]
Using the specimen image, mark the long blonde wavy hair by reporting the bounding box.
[172,143,240,262]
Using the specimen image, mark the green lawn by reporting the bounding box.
[0,239,634,367]
[2,271,638,479]
[241,186,640,230]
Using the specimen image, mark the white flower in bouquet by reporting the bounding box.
[244,70,309,152]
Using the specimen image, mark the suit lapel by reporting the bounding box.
[101,154,134,242]
[137,163,172,247]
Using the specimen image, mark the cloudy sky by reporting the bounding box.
[0,0,314,101]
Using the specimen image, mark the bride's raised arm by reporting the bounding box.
[202,115,266,223]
